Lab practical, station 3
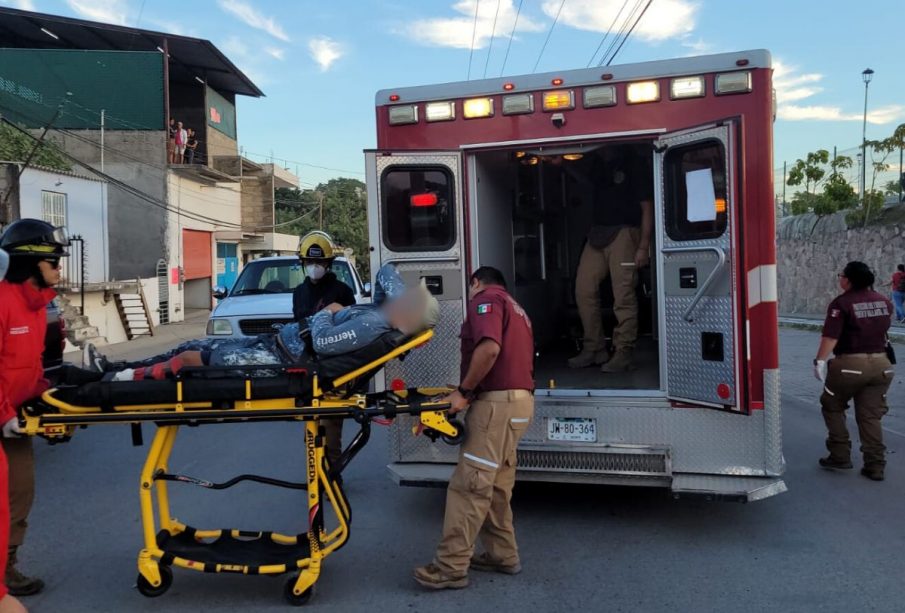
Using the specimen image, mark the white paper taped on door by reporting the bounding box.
[685,168,717,223]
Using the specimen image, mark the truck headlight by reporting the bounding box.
[207,319,233,335]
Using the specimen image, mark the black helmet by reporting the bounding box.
[0,218,69,258]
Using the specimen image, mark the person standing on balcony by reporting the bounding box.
[167,118,176,164]
[185,128,198,164]
[174,122,188,164]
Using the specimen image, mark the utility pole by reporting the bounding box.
[782,160,787,216]
[899,146,903,203]
[861,68,874,207]
[100,109,105,172]
[317,190,324,230]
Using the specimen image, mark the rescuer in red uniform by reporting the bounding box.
[415,266,535,590]
[0,219,71,599]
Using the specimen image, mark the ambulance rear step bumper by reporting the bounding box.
[387,464,786,503]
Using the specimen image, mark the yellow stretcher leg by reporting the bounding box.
[137,425,178,590]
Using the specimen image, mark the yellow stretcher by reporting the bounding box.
[20,329,462,606]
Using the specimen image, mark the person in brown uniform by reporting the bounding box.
[814,261,894,481]
[414,266,534,590]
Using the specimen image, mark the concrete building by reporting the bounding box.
[0,7,298,341]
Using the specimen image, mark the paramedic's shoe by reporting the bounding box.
[469,553,522,575]
[860,465,885,481]
[818,456,853,470]
[82,343,109,373]
[5,561,44,597]
[600,350,635,373]
[413,564,469,590]
[568,349,609,369]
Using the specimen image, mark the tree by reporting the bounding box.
[0,122,71,171]
[275,178,370,278]
[859,123,905,225]
[786,149,856,215]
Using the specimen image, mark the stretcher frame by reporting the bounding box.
[20,329,462,606]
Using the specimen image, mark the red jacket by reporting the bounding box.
[0,280,56,423]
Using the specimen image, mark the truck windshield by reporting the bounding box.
[231,260,305,295]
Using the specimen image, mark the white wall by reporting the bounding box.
[18,167,109,283]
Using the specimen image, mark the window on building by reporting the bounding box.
[41,191,67,228]
[664,140,728,241]
[381,166,455,251]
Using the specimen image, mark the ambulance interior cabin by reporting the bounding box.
[472,141,660,391]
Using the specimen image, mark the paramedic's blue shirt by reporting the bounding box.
[308,264,405,355]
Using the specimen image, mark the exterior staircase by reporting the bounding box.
[113,281,155,340]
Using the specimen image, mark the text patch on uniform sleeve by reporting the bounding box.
[477,303,493,315]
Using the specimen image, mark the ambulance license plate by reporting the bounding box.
[547,418,597,443]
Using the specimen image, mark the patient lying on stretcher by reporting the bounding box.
[82,264,440,381]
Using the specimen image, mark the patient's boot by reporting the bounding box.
[568,348,610,369]
[6,548,44,596]
[82,343,109,373]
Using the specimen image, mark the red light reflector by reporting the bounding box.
[389,94,400,102]
[601,73,614,81]
[551,77,563,86]
[503,82,515,91]
[391,378,406,391]
[410,193,438,207]
[717,383,731,400]
[736,58,749,66]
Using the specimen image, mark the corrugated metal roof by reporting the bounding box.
[0,160,106,183]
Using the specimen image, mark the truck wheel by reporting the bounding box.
[441,419,466,445]
[136,565,172,598]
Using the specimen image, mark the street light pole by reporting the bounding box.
[861,68,874,208]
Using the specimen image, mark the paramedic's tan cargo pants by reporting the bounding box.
[820,354,894,468]
[575,227,640,353]
[434,390,534,575]
[1,437,34,548]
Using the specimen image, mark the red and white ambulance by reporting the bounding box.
[365,50,784,501]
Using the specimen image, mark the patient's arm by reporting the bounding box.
[308,309,388,356]
[372,264,407,305]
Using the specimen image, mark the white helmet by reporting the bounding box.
[0,248,8,281]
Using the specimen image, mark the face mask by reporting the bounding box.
[306,264,326,281]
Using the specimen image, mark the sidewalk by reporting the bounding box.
[779,312,905,341]
[64,309,210,363]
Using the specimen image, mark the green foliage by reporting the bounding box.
[275,178,370,278]
[786,149,829,194]
[884,180,902,197]
[0,123,71,171]
[785,150,856,215]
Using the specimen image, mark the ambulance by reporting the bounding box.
[365,50,784,501]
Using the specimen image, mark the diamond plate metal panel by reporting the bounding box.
[657,124,738,408]
[762,368,784,475]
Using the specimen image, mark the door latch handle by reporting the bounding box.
[662,246,728,322]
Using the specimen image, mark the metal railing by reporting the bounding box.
[60,234,86,314]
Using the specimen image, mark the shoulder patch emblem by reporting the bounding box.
[476,303,493,315]
[830,309,840,318]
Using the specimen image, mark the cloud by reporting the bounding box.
[65,0,129,25]
[1,0,37,11]
[773,59,903,125]
[308,36,342,71]
[217,0,290,42]
[406,0,544,49]
[542,0,697,41]
[680,36,713,55]
[265,47,286,61]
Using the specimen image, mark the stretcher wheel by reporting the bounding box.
[441,418,466,446]
[136,565,172,598]
[284,575,314,606]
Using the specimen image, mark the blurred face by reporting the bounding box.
[39,258,62,287]
[385,287,428,334]
[467,279,485,302]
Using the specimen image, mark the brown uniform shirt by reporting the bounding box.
[822,288,892,354]
[460,286,534,392]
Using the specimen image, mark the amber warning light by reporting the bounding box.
[411,193,438,207]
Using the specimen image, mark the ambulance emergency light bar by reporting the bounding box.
[386,70,752,125]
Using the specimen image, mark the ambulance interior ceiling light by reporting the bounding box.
[521,156,539,166]
[583,85,617,108]
[542,90,574,111]
[626,81,660,104]
[388,105,418,125]
[425,101,455,122]
[670,76,705,99]
[562,153,584,161]
[514,151,527,158]
[715,71,752,94]
[463,97,494,119]
[502,93,534,115]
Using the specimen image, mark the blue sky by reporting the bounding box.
[3,0,903,187]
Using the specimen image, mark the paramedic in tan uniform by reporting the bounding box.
[414,266,534,590]
[569,148,653,372]
[814,261,894,481]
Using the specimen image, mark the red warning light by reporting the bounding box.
[391,378,406,391]
[410,193,438,207]
[551,77,563,86]
[601,73,614,81]
[735,59,749,67]
[717,383,731,400]
[503,82,515,91]
[389,94,400,102]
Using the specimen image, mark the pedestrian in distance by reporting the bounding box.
[167,117,176,164]
[184,128,198,164]
[814,261,895,481]
[174,121,187,164]
[888,263,905,322]
[415,266,534,590]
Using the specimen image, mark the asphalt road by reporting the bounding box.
[19,328,905,612]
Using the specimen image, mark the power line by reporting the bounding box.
[587,0,630,68]
[467,0,481,80]
[598,0,643,67]
[605,0,654,66]
[499,0,524,76]
[533,0,567,73]
[483,0,502,79]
